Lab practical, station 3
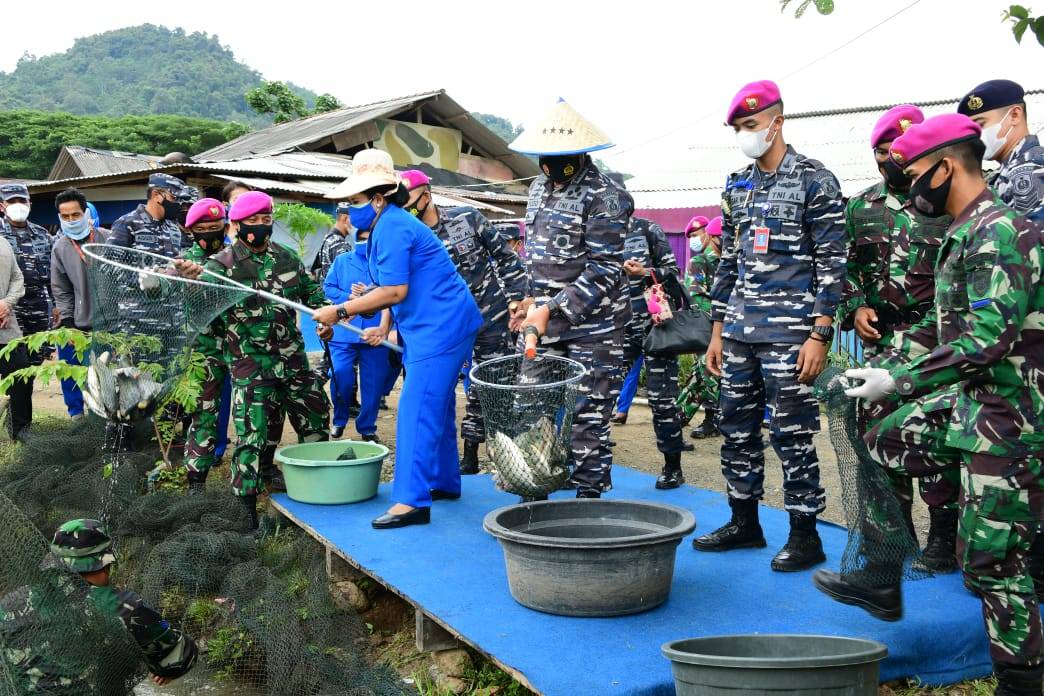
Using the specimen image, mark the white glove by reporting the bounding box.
[843,367,896,402]
[138,271,161,293]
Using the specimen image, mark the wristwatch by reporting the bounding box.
[336,305,350,321]
[810,325,834,342]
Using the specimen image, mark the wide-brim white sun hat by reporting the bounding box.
[328,149,401,199]
[508,98,614,156]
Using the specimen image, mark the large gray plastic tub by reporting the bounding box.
[483,499,695,617]
[662,635,888,695]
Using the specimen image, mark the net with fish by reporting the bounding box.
[469,355,586,498]
[0,416,407,695]
[814,366,929,587]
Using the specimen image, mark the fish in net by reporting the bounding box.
[814,366,930,587]
[469,355,586,498]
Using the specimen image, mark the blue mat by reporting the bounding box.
[272,466,991,695]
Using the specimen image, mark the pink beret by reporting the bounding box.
[725,80,782,125]
[685,215,710,235]
[400,169,431,191]
[185,198,226,229]
[705,216,723,237]
[889,113,982,166]
[870,105,924,148]
[228,190,273,222]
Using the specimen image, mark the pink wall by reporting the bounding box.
[635,205,720,272]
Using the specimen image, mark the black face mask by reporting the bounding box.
[880,158,912,192]
[908,159,952,218]
[160,197,182,221]
[539,155,584,185]
[407,191,431,218]
[193,229,226,254]
[237,222,273,247]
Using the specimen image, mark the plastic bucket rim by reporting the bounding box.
[483,499,697,549]
[469,354,587,391]
[276,441,390,468]
[660,634,889,669]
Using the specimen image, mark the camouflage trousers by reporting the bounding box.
[719,340,825,514]
[230,370,329,497]
[185,357,227,476]
[676,358,720,426]
[540,331,625,493]
[622,337,685,454]
[461,326,513,444]
[867,394,1044,668]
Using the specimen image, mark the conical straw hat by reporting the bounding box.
[509,98,613,156]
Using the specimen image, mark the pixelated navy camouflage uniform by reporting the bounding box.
[522,159,631,493]
[621,217,685,454]
[0,217,53,365]
[987,134,1044,219]
[205,242,330,497]
[711,145,846,515]
[839,181,961,511]
[435,205,528,444]
[864,191,1044,669]
[677,246,721,424]
[312,228,352,281]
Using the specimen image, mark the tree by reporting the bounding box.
[246,82,344,124]
[313,94,343,114]
[472,113,523,144]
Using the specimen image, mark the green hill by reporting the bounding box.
[0,24,317,126]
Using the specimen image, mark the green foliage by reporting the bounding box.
[0,109,251,180]
[273,202,334,257]
[1003,5,1044,45]
[246,81,343,124]
[185,598,223,636]
[472,112,523,144]
[152,350,208,464]
[0,25,317,125]
[780,0,834,17]
[0,328,90,396]
[206,626,257,681]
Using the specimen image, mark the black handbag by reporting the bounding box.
[642,272,712,357]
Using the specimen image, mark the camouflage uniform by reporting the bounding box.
[677,247,721,424]
[434,205,528,444]
[620,217,684,454]
[523,160,631,494]
[838,182,961,511]
[108,204,185,258]
[711,146,846,514]
[205,242,331,497]
[312,228,352,281]
[865,191,1044,669]
[0,216,53,365]
[987,134,1044,218]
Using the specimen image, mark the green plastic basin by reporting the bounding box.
[275,441,389,505]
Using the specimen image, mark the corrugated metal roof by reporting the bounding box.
[48,146,164,180]
[192,153,355,179]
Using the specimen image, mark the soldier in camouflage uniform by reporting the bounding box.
[818,114,1044,696]
[678,214,723,438]
[838,104,961,573]
[958,80,1043,219]
[0,519,197,692]
[175,192,332,528]
[400,170,528,475]
[0,183,53,367]
[693,81,845,573]
[510,99,631,499]
[109,173,189,257]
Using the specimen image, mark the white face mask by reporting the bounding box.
[4,203,29,224]
[736,119,779,160]
[689,236,704,252]
[980,108,1014,161]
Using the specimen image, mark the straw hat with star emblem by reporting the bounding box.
[508,98,614,156]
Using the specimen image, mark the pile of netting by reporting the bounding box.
[814,366,930,586]
[0,406,408,694]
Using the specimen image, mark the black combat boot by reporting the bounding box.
[812,568,903,622]
[655,452,685,490]
[920,507,958,573]
[460,440,480,475]
[186,470,207,495]
[239,494,259,530]
[260,461,286,493]
[692,498,766,551]
[771,512,826,572]
[689,408,720,439]
[994,663,1044,696]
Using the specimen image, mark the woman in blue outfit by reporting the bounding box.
[315,150,482,529]
[323,231,391,441]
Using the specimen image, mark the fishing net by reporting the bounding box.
[0,416,408,695]
[81,244,253,424]
[814,366,929,588]
[469,355,586,498]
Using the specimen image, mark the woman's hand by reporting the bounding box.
[623,259,647,277]
[350,282,367,299]
[313,304,344,326]
[362,326,388,347]
[316,324,334,341]
[509,297,534,332]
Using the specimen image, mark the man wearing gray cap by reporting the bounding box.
[0,183,53,368]
[108,173,189,257]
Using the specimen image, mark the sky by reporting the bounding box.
[4,0,1041,177]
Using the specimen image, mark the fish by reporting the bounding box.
[83,352,164,423]
[488,418,569,495]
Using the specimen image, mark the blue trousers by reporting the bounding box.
[330,341,388,436]
[615,355,645,413]
[393,333,476,508]
[58,343,84,417]
[215,373,232,459]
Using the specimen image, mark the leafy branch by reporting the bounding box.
[780,0,834,17]
[273,203,334,258]
[153,350,208,466]
[1003,5,1044,45]
[0,328,90,395]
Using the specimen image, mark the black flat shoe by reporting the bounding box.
[372,507,430,529]
[430,489,460,501]
[331,425,345,439]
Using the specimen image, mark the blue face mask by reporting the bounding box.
[689,236,704,253]
[348,200,377,232]
[60,216,91,240]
